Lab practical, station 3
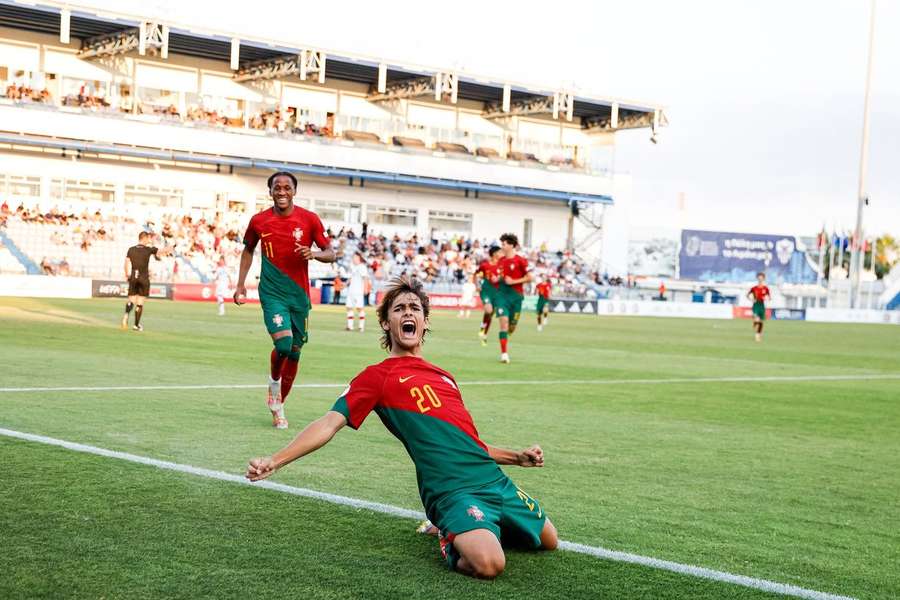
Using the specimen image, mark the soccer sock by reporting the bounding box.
[499,331,508,353]
[758,322,764,334]
[124,302,134,314]
[358,314,365,331]
[280,355,300,401]
[481,313,492,334]
[347,311,353,330]
[134,305,143,326]
[270,348,287,379]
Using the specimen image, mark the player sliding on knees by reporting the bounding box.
[246,276,558,578]
[234,171,336,429]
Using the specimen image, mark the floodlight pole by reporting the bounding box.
[851,0,876,309]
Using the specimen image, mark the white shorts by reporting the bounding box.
[460,295,475,308]
[345,291,365,309]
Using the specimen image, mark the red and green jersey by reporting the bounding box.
[750,284,770,303]
[536,281,552,299]
[243,206,330,306]
[498,254,530,296]
[476,259,500,290]
[331,356,505,513]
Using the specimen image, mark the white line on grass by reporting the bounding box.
[0,427,855,600]
[1,373,898,393]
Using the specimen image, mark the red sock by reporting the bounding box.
[481,313,492,333]
[280,358,299,401]
[270,349,286,380]
[500,337,508,353]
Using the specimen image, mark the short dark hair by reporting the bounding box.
[488,245,501,257]
[500,232,519,247]
[138,231,150,241]
[377,276,430,351]
[267,171,297,190]
[757,272,765,278]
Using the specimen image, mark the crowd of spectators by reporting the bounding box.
[1,199,623,297]
[4,84,51,103]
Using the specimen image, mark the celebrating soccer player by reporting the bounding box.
[234,171,336,429]
[245,276,558,578]
[475,245,501,346]
[494,233,532,363]
[747,272,771,342]
[535,278,552,331]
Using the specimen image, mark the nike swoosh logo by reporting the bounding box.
[399,375,415,383]
[260,233,272,238]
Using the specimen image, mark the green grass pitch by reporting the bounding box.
[1,297,898,599]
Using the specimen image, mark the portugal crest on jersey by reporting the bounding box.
[272,313,284,327]
[467,505,485,521]
[292,227,304,241]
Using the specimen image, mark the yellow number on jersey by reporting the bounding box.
[410,384,441,413]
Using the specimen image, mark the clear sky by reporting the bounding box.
[78,0,900,239]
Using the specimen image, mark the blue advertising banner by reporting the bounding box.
[679,230,818,284]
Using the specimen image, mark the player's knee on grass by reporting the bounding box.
[273,335,294,357]
[458,547,505,579]
[540,519,559,551]
[453,529,505,579]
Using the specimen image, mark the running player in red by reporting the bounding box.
[246,276,558,578]
[494,233,532,363]
[535,279,552,332]
[475,245,501,346]
[234,172,336,428]
[747,272,771,342]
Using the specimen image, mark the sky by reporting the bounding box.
[77,0,900,240]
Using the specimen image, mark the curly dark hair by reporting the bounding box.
[377,276,430,351]
[500,232,519,247]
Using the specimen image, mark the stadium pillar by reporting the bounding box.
[851,0,876,309]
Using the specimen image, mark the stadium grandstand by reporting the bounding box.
[0,0,667,300]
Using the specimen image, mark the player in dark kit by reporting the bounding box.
[121,231,169,332]
[494,233,532,363]
[475,245,501,346]
[747,272,771,342]
[246,277,558,579]
[235,171,336,429]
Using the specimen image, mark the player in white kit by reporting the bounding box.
[345,252,369,332]
[459,276,476,318]
[214,258,231,316]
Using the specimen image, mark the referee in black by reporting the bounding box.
[122,231,167,331]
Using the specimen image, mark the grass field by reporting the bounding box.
[1,296,899,600]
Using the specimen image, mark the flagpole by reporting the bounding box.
[851,0,876,308]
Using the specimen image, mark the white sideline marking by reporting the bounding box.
[0,427,855,600]
[1,373,898,393]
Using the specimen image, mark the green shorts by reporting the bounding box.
[432,476,547,569]
[493,291,523,327]
[752,301,766,320]
[261,298,309,351]
[480,284,496,306]
[536,296,548,313]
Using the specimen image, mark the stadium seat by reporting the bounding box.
[391,136,426,148]
[434,142,470,155]
[343,130,383,144]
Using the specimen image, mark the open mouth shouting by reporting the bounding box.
[400,319,418,340]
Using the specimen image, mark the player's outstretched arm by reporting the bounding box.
[246,411,347,481]
[486,444,544,468]
[233,246,254,305]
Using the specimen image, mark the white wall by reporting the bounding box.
[0,152,573,247]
